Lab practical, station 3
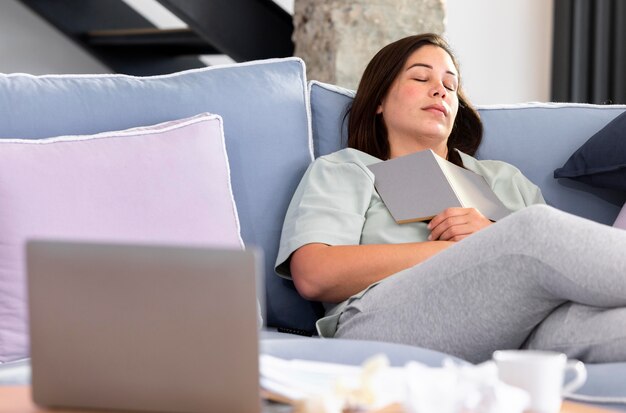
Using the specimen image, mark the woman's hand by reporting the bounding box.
[427,207,493,242]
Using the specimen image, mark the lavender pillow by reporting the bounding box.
[0,113,243,363]
[614,203,626,230]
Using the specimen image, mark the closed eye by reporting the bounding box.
[414,78,456,92]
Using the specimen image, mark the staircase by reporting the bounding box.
[19,0,294,76]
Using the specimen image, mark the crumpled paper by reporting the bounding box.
[260,354,529,413]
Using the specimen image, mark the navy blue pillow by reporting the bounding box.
[554,111,626,191]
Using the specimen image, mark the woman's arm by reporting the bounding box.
[290,241,454,302]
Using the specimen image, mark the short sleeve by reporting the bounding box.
[275,156,374,278]
[508,169,546,207]
[486,164,546,210]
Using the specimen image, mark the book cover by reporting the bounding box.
[367,149,511,223]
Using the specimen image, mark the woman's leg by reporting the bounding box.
[334,205,626,363]
[523,303,626,363]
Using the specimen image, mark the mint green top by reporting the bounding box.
[275,148,546,336]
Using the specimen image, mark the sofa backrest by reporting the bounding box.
[309,81,626,225]
[477,104,626,224]
[0,58,323,334]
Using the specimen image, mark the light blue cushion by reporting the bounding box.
[309,81,354,157]
[567,362,626,410]
[308,81,626,225]
[0,58,320,333]
[261,337,467,367]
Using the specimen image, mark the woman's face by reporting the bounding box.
[378,45,459,157]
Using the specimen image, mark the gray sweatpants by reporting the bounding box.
[334,205,626,363]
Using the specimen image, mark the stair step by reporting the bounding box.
[84,28,218,55]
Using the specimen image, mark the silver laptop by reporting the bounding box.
[27,240,262,413]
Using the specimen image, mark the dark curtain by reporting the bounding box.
[552,0,626,104]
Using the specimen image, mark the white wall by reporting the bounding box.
[261,0,554,104]
[0,0,109,75]
[445,0,553,105]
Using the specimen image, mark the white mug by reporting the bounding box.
[493,350,587,413]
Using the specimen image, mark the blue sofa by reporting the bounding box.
[0,57,625,409]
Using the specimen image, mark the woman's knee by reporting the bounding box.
[513,204,558,221]
[502,204,563,235]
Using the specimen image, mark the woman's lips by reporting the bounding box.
[423,104,448,116]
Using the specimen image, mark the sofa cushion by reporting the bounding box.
[308,83,626,225]
[567,362,626,409]
[478,104,626,225]
[0,113,243,362]
[309,81,354,157]
[0,58,321,334]
[614,204,626,230]
[554,111,626,191]
[260,337,468,367]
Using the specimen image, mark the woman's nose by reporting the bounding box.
[431,83,446,98]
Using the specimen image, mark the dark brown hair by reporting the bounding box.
[346,33,482,167]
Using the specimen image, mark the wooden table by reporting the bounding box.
[0,386,294,413]
[0,385,617,413]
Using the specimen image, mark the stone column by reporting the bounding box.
[293,0,446,90]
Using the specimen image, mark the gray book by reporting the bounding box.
[367,149,511,223]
